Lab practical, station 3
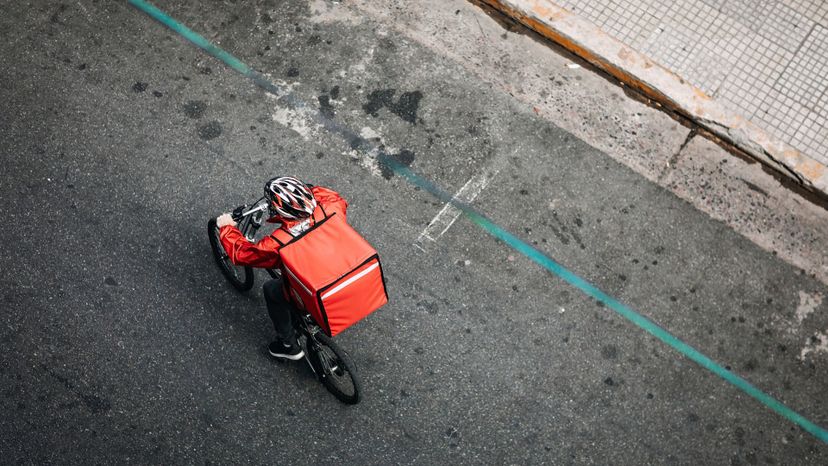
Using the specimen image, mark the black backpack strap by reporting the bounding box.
[312,204,327,223]
[270,228,293,246]
[273,206,327,245]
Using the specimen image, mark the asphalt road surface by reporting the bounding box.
[1,1,827,464]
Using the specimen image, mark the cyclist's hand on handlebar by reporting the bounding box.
[232,205,247,222]
[216,213,237,228]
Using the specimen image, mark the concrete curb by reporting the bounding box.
[478,0,828,198]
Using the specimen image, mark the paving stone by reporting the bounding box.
[550,0,828,176]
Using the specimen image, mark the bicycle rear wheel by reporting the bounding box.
[307,333,362,404]
[207,218,254,292]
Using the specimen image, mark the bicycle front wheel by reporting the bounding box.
[308,333,362,404]
[207,218,254,292]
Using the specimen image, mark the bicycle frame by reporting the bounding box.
[293,310,323,374]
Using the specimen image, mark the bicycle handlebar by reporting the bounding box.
[232,203,264,221]
[232,196,269,222]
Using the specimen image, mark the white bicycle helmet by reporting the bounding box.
[264,176,317,221]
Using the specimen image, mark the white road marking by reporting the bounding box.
[414,124,524,249]
[268,92,386,179]
[266,79,322,142]
[345,147,383,178]
[307,0,363,25]
[271,106,318,141]
[799,330,828,361]
[360,126,382,140]
[416,174,491,245]
[795,291,822,324]
[258,53,522,240]
[793,291,825,361]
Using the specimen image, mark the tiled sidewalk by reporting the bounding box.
[555,0,828,165]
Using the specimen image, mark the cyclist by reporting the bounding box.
[216,176,348,361]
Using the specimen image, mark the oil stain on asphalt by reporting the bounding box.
[198,121,222,140]
[363,89,423,124]
[183,100,206,119]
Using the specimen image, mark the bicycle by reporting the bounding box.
[208,198,362,404]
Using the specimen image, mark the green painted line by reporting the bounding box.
[129,0,828,444]
[464,211,828,443]
[128,0,249,75]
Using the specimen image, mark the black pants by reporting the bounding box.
[262,278,296,341]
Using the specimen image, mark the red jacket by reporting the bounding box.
[219,186,348,269]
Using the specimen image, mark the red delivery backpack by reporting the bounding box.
[272,209,388,336]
